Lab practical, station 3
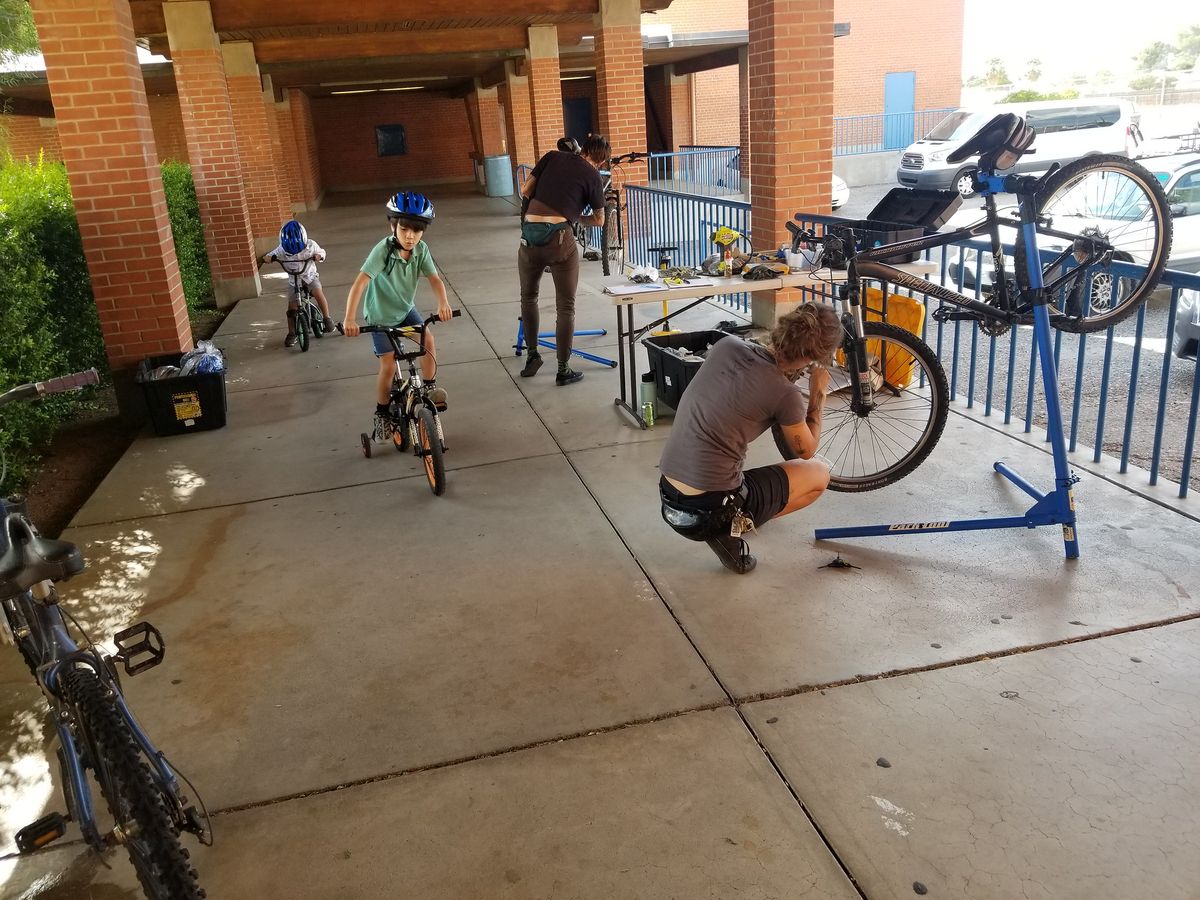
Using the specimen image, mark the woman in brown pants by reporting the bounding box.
[517,134,610,386]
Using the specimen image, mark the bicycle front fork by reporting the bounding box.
[840,288,876,414]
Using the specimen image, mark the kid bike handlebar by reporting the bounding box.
[358,310,462,336]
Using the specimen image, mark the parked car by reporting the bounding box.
[832,174,849,210]
[946,153,1200,292]
[898,98,1140,198]
[1174,289,1199,360]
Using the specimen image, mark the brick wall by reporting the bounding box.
[642,0,748,32]
[310,91,475,190]
[275,99,304,208]
[529,55,565,157]
[148,93,188,161]
[832,0,963,116]
[0,115,62,161]
[227,67,286,241]
[289,89,322,205]
[693,66,740,145]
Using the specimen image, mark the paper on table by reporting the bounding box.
[603,276,719,296]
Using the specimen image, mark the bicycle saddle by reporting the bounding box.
[946,113,1035,171]
[0,504,84,598]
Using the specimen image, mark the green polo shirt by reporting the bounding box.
[359,237,437,324]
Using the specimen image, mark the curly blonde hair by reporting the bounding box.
[769,302,842,368]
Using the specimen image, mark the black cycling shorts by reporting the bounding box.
[659,465,790,528]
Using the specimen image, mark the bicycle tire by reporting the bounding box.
[416,407,446,496]
[1014,154,1171,333]
[805,321,949,492]
[601,203,621,276]
[296,309,309,352]
[393,413,410,452]
[60,667,205,900]
[310,306,324,339]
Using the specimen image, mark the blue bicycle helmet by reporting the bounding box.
[279,220,308,255]
[385,191,435,226]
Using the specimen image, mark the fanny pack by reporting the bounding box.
[521,221,569,247]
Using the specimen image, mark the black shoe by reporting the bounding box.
[520,353,543,378]
[555,368,584,386]
[705,534,756,574]
[284,333,297,348]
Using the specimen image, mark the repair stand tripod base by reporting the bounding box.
[814,301,1081,560]
[514,319,617,369]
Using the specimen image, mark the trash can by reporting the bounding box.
[483,153,514,197]
[137,353,228,436]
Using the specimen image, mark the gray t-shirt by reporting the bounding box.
[659,336,809,492]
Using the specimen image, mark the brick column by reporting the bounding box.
[274,92,304,211]
[748,0,834,326]
[595,0,646,169]
[164,1,259,307]
[261,75,293,222]
[666,65,694,151]
[30,0,191,413]
[288,88,322,208]
[527,25,563,159]
[502,61,536,182]
[223,41,287,256]
[738,46,750,181]
[476,85,506,156]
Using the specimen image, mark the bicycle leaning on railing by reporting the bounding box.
[358,311,461,495]
[1,370,210,899]
[574,150,651,276]
[782,112,1173,493]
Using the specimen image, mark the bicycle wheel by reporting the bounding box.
[1015,154,1171,333]
[601,203,622,276]
[310,305,324,339]
[60,667,205,900]
[296,308,309,352]
[810,321,949,492]
[393,412,410,452]
[416,407,446,496]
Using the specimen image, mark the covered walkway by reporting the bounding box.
[2,190,1199,898]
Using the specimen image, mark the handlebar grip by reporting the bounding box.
[35,369,99,396]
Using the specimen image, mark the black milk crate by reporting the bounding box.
[137,353,228,436]
[643,330,730,411]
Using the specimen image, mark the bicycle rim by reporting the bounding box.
[601,204,620,276]
[1023,155,1171,333]
[821,322,949,492]
[61,667,205,899]
[416,407,446,495]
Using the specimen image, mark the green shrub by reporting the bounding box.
[1000,89,1081,103]
[161,160,213,310]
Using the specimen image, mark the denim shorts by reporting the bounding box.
[287,274,322,301]
[370,307,424,357]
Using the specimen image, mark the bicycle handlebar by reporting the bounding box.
[1,369,100,410]
[608,151,651,166]
[359,310,462,334]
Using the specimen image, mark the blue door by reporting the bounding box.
[883,71,916,150]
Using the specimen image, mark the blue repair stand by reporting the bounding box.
[514,318,618,369]
[815,211,1081,559]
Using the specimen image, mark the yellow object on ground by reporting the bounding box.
[836,287,926,389]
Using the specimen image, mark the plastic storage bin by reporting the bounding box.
[137,353,228,436]
[643,330,730,411]
[824,218,925,265]
[868,188,964,232]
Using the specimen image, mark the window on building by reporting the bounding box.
[376,124,408,157]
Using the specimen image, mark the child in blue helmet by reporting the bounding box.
[262,220,336,347]
[342,190,453,435]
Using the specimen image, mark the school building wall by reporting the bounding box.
[310,92,476,191]
[0,114,61,162]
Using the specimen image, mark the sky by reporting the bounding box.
[961,0,1195,82]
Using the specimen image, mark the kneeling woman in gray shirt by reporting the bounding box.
[658,303,841,574]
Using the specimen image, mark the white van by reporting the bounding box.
[897,98,1139,197]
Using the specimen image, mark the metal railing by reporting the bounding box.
[614,180,1200,497]
[624,184,752,313]
[833,107,956,156]
[648,147,742,196]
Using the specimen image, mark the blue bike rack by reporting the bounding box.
[514,318,618,369]
[816,209,1080,559]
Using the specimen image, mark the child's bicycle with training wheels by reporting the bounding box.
[779,112,1172,494]
[287,271,338,352]
[359,311,461,496]
[1,370,210,899]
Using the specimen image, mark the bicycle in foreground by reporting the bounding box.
[358,311,461,496]
[785,112,1172,494]
[1,370,209,898]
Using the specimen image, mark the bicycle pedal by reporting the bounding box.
[16,812,69,852]
[112,621,165,675]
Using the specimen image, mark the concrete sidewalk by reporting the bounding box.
[2,188,1199,899]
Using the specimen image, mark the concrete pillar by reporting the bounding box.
[748,0,834,326]
[527,25,563,158]
[738,45,750,181]
[223,41,288,256]
[164,0,259,308]
[30,0,191,410]
[595,0,646,174]
[261,75,293,223]
[502,61,536,180]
